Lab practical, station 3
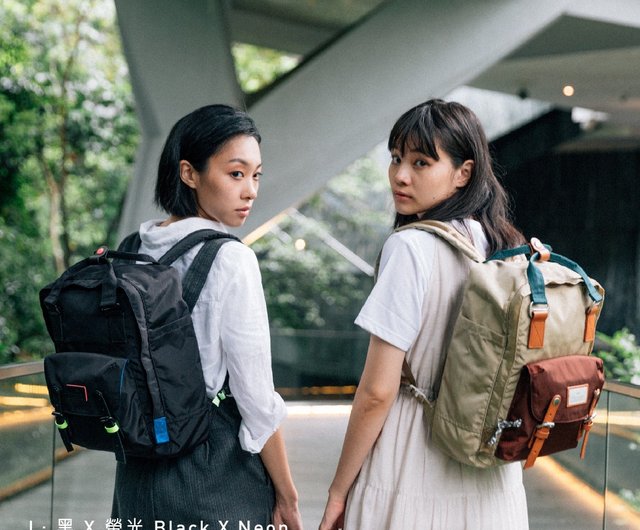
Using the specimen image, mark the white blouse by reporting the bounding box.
[355,219,488,350]
[137,216,286,453]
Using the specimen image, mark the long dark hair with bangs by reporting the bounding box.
[388,99,524,254]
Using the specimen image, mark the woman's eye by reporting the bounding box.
[253,172,262,181]
[415,159,428,167]
[231,171,243,178]
[390,154,401,164]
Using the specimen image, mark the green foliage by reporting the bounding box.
[0,218,52,363]
[0,0,139,362]
[231,43,300,93]
[593,328,640,384]
[252,152,392,332]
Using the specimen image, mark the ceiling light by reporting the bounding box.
[562,85,575,97]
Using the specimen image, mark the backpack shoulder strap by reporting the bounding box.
[158,229,239,266]
[181,237,231,312]
[396,220,484,263]
[117,231,142,253]
[395,220,481,424]
[159,229,242,312]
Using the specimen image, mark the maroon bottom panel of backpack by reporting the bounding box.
[496,354,604,462]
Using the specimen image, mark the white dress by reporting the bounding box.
[344,221,529,530]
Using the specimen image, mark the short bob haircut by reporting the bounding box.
[155,104,261,217]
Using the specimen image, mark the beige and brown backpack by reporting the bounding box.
[398,220,605,469]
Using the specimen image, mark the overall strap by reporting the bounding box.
[158,229,240,265]
[117,232,142,253]
[397,220,484,263]
[401,359,435,423]
[182,238,231,312]
[393,220,481,423]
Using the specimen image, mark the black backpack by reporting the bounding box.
[39,229,239,462]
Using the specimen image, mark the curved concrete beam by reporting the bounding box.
[115,0,242,237]
[117,0,583,238]
[241,0,573,239]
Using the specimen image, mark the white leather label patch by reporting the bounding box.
[567,384,589,407]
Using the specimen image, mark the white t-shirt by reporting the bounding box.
[355,219,488,350]
[137,216,286,453]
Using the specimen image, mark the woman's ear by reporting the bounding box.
[455,160,474,188]
[179,160,198,190]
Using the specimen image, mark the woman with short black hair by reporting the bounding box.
[112,104,302,530]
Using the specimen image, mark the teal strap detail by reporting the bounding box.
[487,243,553,262]
[527,254,548,306]
[526,251,603,307]
[486,244,530,262]
[549,252,603,303]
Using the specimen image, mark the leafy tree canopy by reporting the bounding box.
[0,0,139,362]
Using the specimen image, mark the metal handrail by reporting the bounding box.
[0,360,44,380]
[2,360,640,399]
[603,379,640,399]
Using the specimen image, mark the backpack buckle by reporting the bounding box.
[90,246,110,263]
[528,303,549,349]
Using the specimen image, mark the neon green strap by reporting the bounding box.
[55,419,69,430]
[212,389,227,407]
[105,423,120,434]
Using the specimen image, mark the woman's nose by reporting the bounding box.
[393,164,411,185]
[244,179,258,199]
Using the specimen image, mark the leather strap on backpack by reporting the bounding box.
[524,394,561,469]
[578,388,601,459]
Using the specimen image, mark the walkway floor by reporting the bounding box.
[0,402,637,529]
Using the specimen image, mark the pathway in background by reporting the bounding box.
[1,402,637,529]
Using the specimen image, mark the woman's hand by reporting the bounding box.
[273,495,304,530]
[318,494,346,530]
[260,429,303,529]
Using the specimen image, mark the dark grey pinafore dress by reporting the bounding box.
[112,395,275,529]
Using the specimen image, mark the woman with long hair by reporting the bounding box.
[319,99,528,530]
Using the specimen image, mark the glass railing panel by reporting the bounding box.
[271,329,368,398]
[603,384,640,529]
[525,397,606,529]
[0,368,54,529]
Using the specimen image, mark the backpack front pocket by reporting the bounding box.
[45,351,151,457]
[495,354,604,465]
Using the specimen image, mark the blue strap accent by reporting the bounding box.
[154,417,170,444]
[486,243,553,262]
[487,244,530,262]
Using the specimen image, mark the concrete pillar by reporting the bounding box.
[115,0,242,237]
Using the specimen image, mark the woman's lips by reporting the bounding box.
[393,191,411,201]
